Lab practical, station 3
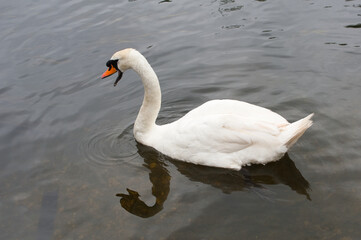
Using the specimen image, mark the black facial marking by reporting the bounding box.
[114,71,123,87]
[106,59,119,71]
[105,59,123,87]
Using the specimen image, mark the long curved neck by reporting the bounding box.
[129,51,161,141]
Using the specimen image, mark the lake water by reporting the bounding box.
[1,0,361,239]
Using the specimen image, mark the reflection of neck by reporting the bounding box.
[130,51,161,142]
[117,144,170,218]
[118,188,164,218]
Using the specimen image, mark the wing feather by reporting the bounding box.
[173,114,282,154]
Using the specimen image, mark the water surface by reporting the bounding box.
[1,0,361,239]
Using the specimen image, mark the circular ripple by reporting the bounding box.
[79,124,139,166]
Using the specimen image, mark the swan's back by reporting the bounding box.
[183,99,289,126]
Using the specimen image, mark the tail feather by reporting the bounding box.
[281,113,314,148]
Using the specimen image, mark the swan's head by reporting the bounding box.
[101,48,134,87]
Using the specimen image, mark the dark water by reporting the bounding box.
[1,0,361,239]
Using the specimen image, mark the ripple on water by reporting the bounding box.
[78,124,138,167]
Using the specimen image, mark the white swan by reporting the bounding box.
[101,48,313,170]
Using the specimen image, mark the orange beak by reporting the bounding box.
[101,65,117,79]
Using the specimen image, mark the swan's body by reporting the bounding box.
[101,48,313,170]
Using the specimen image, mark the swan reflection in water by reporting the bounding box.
[116,143,170,218]
[116,143,310,218]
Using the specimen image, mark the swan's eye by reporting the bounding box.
[106,59,119,71]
